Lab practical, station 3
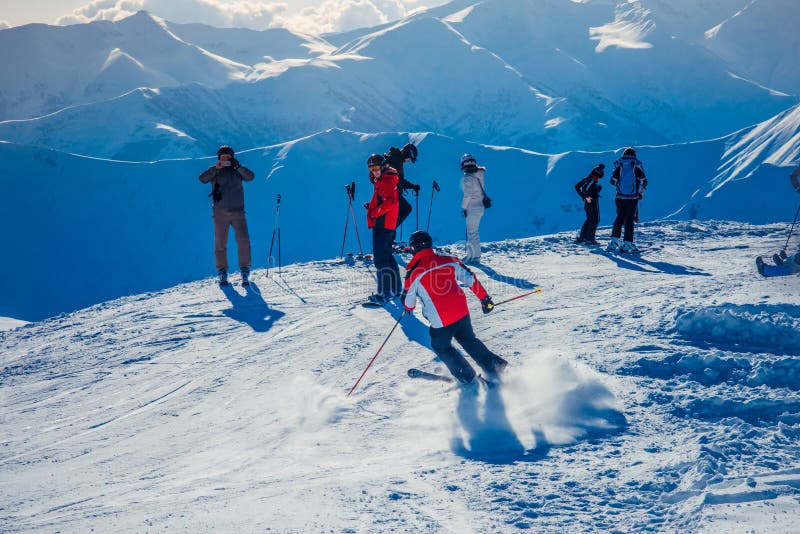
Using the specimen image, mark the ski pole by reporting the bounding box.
[268,194,281,276]
[276,194,282,276]
[783,204,800,252]
[349,181,365,256]
[347,311,406,397]
[341,184,354,257]
[267,228,276,277]
[492,288,542,308]
[415,189,420,230]
[426,180,440,232]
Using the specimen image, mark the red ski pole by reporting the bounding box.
[492,288,542,308]
[347,311,406,397]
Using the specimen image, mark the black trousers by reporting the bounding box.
[372,226,401,296]
[429,315,507,384]
[612,198,639,242]
[578,200,600,242]
[397,196,413,229]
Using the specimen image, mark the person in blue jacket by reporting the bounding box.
[606,147,647,253]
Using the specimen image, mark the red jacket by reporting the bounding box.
[403,248,488,328]
[367,167,400,230]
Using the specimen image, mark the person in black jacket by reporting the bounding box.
[574,164,604,245]
[384,143,420,230]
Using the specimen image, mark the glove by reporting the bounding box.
[412,183,420,192]
[231,157,240,170]
[462,209,467,217]
[638,190,645,200]
[481,296,494,314]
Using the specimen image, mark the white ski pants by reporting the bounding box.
[465,205,484,261]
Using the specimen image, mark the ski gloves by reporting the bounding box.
[481,296,494,314]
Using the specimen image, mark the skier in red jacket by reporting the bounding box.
[402,230,508,384]
[365,153,402,303]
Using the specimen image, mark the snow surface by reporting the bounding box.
[0,318,27,331]
[1,221,798,531]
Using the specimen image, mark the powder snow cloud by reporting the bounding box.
[56,0,442,33]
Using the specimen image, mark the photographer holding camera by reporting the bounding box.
[199,145,255,286]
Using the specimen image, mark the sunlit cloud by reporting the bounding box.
[55,0,446,33]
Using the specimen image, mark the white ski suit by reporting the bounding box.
[461,167,487,262]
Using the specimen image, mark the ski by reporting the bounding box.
[407,368,454,383]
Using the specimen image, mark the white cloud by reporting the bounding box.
[55,0,448,33]
[0,20,10,29]
[57,0,289,30]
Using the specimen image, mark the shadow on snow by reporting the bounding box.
[221,282,286,332]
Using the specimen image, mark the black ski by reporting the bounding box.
[407,368,454,383]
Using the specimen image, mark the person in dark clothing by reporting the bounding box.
[365,153,402,304]
[607,147,647,253]
[402,230,507,385]
[384,143,420,230]
[574,163,604,245]
[198,145,255,286]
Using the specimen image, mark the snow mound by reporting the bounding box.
[674,304,800,355]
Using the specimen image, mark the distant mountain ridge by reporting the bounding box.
[0,2,796,160]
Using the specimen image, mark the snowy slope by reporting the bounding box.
[1,221,798,532]
[0,12,247,122]
[703,0,800,95]
[3,116,800,322]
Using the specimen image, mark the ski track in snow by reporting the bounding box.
[1,221,799,532]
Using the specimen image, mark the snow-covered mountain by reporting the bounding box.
[0,3,795,160]
[2,221,799,531]
[703,0,800,95]
[0,11,250,122]
[3,102,799,322]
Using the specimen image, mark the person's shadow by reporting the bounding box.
[451,385,550,464]
[221,282,285,332]
[382,299,432,351]
[591,250,709,276]
[471,263,538,289]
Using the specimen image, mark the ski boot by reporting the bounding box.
[620,241,639,253]
[241,268,251,287]
[605,237,620,252]
[755,257,765,276]
[217,269,229,287]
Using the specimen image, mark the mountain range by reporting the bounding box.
[0,1,797,160]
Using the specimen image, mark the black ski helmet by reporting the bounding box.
[409,230,433,253]
[623,147,637,157]
[460,153,477,170]
[367,153,385,168]
[217,145,235,158]
[401,143,418,163]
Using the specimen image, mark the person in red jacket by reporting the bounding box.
[366,153,402,303]
[402,230,508,384]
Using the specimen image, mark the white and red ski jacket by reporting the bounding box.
[403,248,488,328]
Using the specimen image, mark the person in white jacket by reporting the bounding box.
[460,154,487,264]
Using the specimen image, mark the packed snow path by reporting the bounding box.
[1,221,799,532]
